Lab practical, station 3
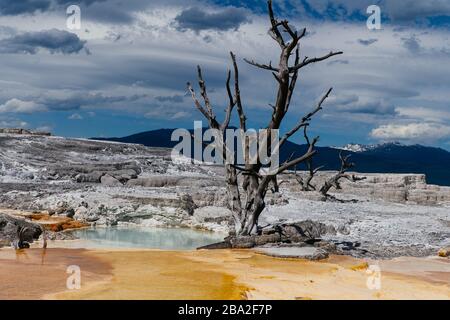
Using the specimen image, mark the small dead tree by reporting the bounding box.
[319,151,366,197]
[187,0,342,236]
[295,126,324,191]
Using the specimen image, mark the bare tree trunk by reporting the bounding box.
[320,152,366,197]
[187,0,342,236]
[225,165,243,234]
[302,170,316,191]
[320,174,343,196]
[270,176,279,193]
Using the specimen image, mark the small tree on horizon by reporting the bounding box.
[319,151,367,197]
[187,0,343,236]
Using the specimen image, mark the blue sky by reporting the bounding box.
[0,0,449,149]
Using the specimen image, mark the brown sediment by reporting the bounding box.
[1,209,89,231]
[47,250,248,300]
[374,256,450,285]
[186,250,450,300]
[0,248,449,300]
[0,248,111,300]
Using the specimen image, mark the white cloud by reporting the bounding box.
[396,107,450,123]
[68,113,83,120]
[145,107,190,120]
[35,125,52,132]
[0,118,28,128]
[0,98,47,113]
[371,122,450,142]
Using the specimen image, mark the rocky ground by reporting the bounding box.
[0,133,449,259]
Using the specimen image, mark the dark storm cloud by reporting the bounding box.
[0,0,106,16]
[60,0,140,24]
[357,38,378,46]
[0,0,146,24]
[401,36,422,54]
[175,7,251,32]
[345,100,397,115]
[234,0,450,27]
[0,29,88,55]
[330,95,397,115]
[37,93,148,111]
[385,0,450,22]
[0,0,50,15]
[80,2,135,24]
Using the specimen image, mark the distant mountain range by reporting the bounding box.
[92,129,450,186]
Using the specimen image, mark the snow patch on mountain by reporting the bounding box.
[332,142,404,153]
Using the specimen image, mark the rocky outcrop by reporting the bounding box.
[191,189,228,208]
[199,220,337,250]
[41,191,202,228]
[127,176,181,188]
[407,188,450,206]
[0,128,51,136]
[271,220,337,241]
[127,176,221,188]
[0,213,42,247]
[68,163,141,184]
[285,172,450,205]
[75,172,104,183]
[193,206,231,224]
[101,174,122,186]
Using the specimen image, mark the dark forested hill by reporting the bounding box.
[92,130,450,186]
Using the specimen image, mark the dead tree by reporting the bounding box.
[296,160,322,191]
[187,0,342,236]
[319,151,366,196]
[295,126,324,191]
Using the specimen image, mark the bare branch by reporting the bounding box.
[272,72,282,83]
[197,66,215,119]
[299,126,323,191]
[281,22,306,52]
[244,58,279,72]
[187,82,212,121]
[281,151,296,167]
[267,88,331,173]
[267,0,285,47]
[297,27,307,41]
[280,20,297,41]
[284,44,300,113]
[222,69,236,130]
[230,51,247,131]
[339,151,355,172]
[313,165,325,175]
[320,151,360,196]
[275,136,319,175]
[342,174,367,182]
[290,51,344,73]
[303,124,310,146]
[279,87,333,147]
[231,164,263,179]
